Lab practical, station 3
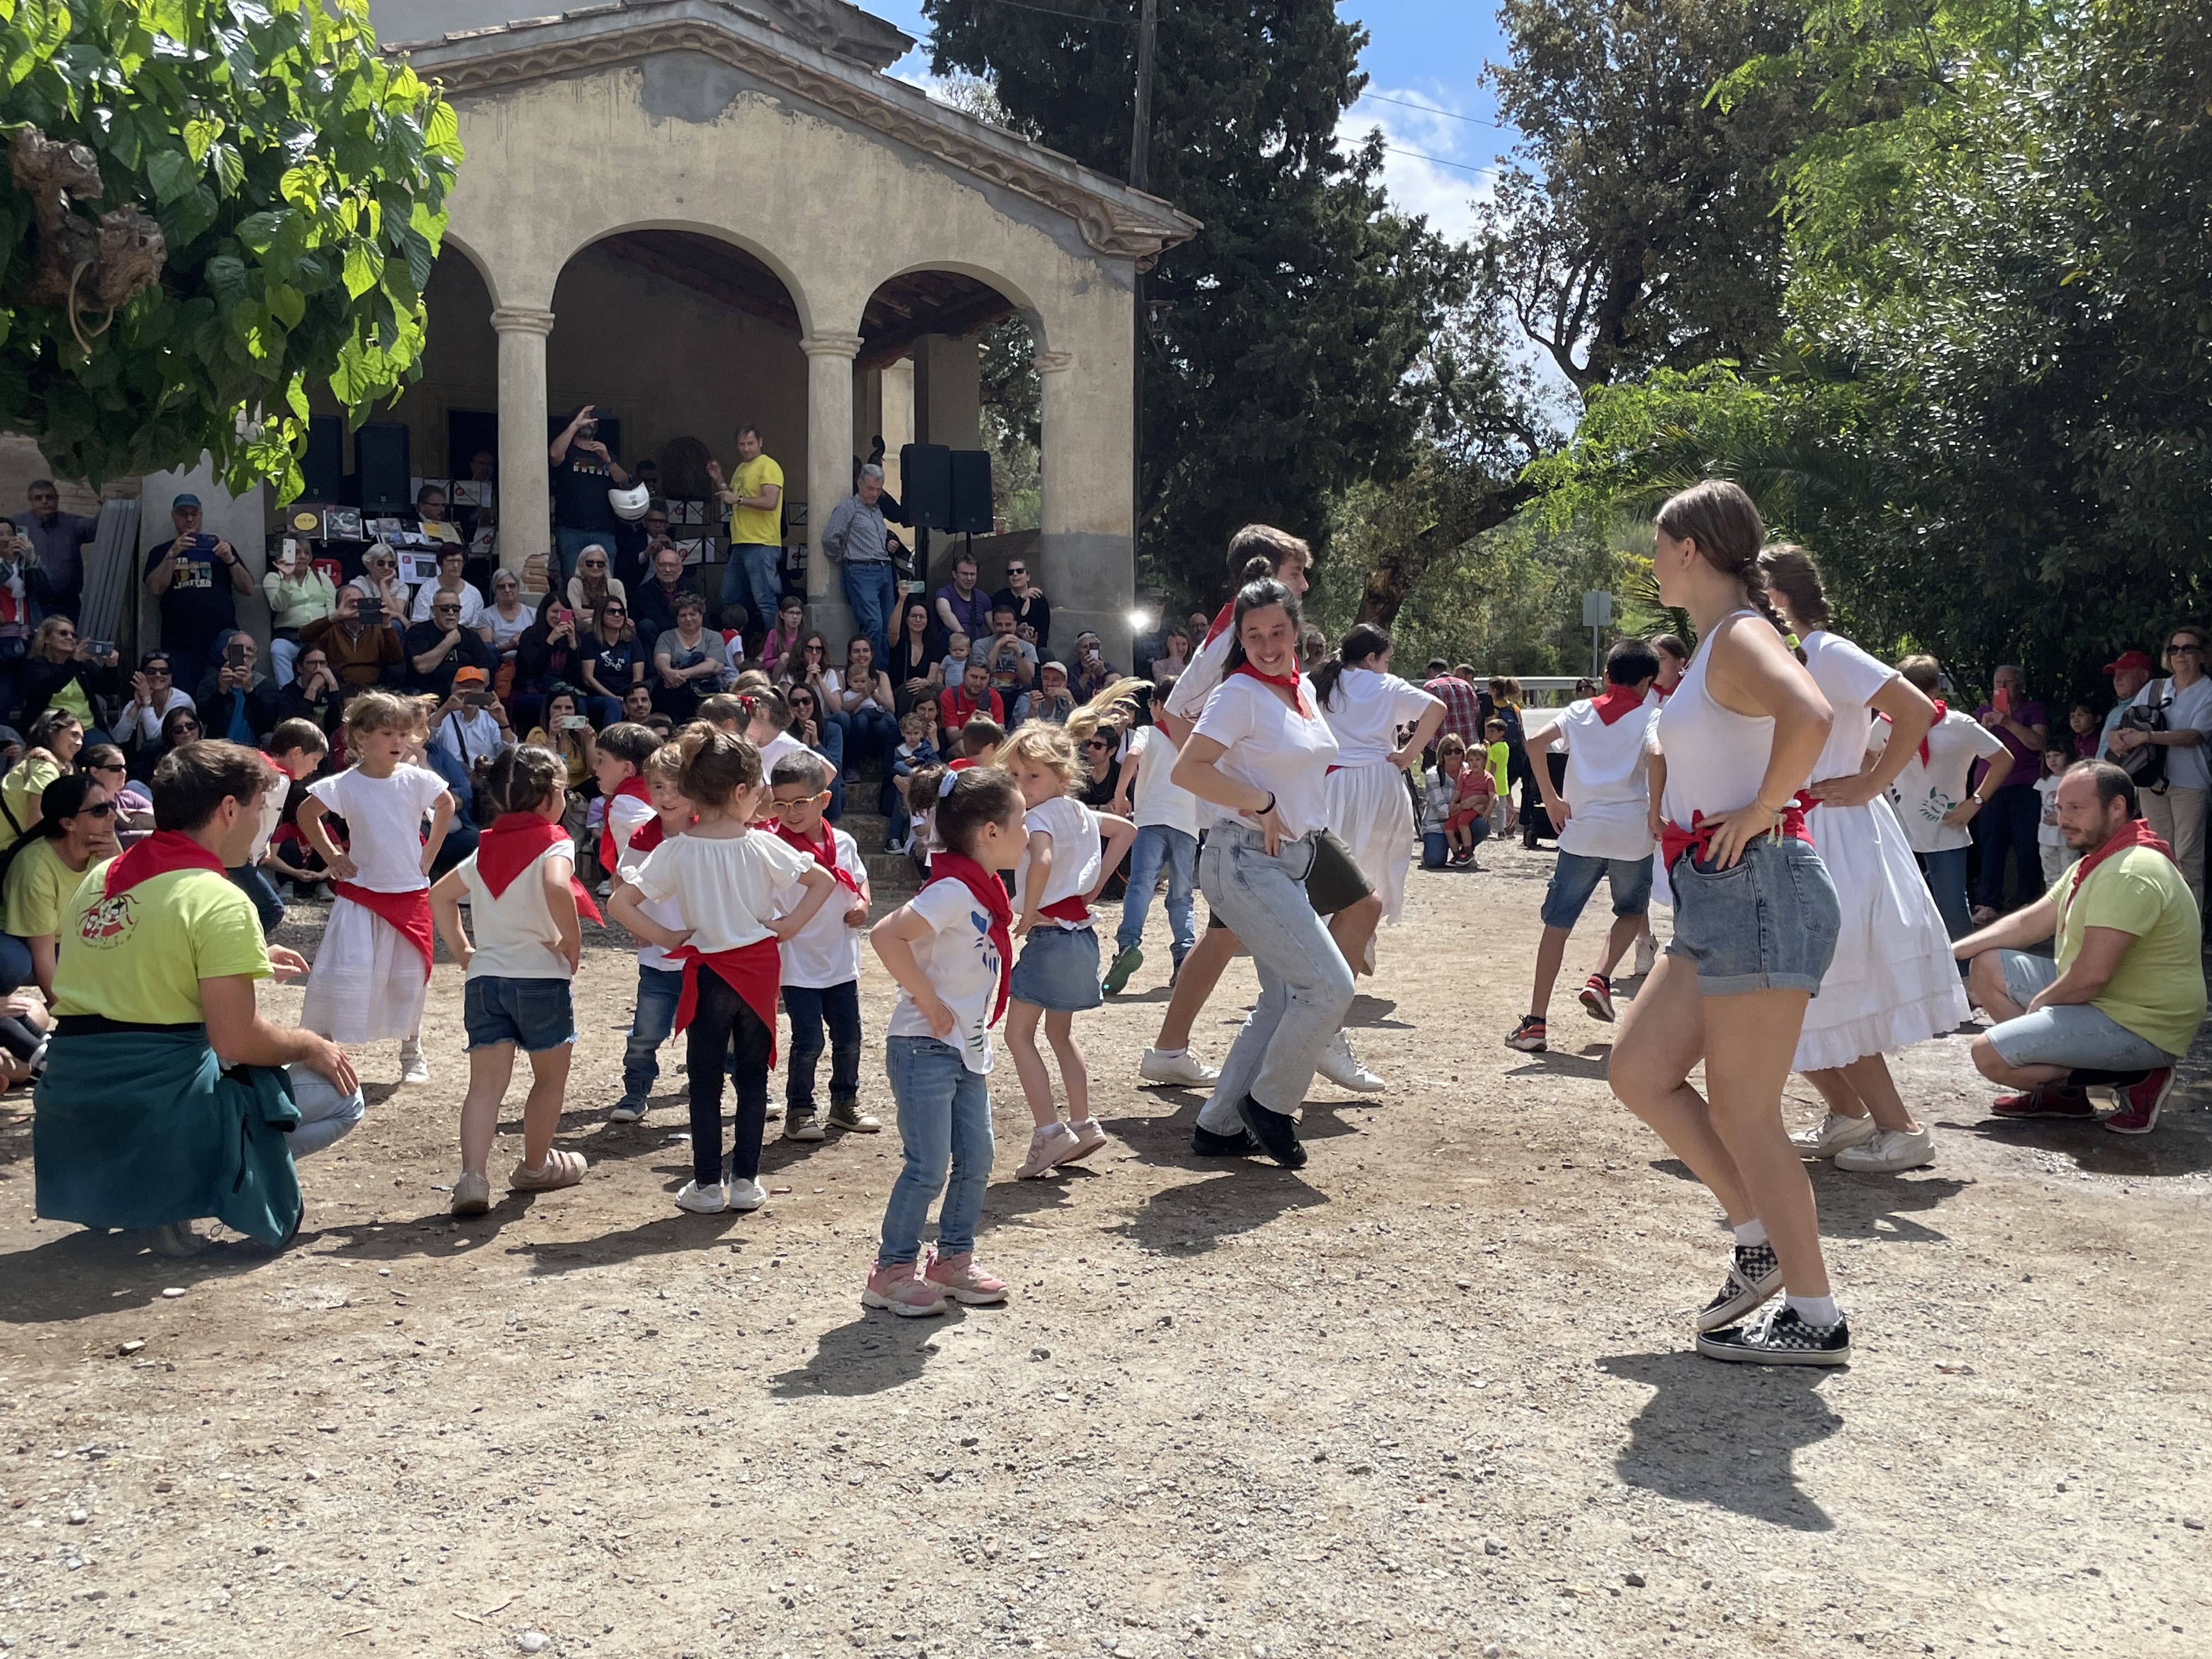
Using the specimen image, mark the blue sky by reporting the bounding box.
[869,1,1516,243]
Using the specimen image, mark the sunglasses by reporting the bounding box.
[88,761,125,774]
[791,695,815,708]
[2166,644,2203,656]
[1085,738,1112,751]
[1007,567,1026,577]
[173,720,201,732]
[77,802,117,818]
[581,560,607,569]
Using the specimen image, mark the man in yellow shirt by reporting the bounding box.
[1956,760,2204,1135]
[707,424,784,643]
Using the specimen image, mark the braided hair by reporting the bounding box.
[1654,481,1792,645]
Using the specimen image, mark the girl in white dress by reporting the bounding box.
[1762,546,1970,1174]
[1313,624,1446,930]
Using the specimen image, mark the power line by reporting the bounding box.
[1357,92,1514,132]
[961,0,1135,25]
[1381,144,1496,178]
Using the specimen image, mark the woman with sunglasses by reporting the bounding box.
[348,542,410,625]
[784,682,846,821]
[821,635,898,780]
[565,544,627,623]
[578,599,644,728]
[4,708,85,834]
[121,651,196,747]
[78,743,150,845]
[0,772,119,1003]
[19,616,118,741]
[126,705,201,783]
[890,597,943,716]
[993,558,1051,654]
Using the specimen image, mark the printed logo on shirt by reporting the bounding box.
[77,893,136,947]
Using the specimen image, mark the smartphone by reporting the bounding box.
[358,597,385,625]
[82,639,114,659]
[560,715,591,732]
[463,690,493,708]
[1993,687,2013,717]
[225,636,250,669]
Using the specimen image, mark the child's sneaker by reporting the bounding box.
[675,1180,728,1214]
[924,1251,1009,1306]
[397,1040,429,1086]
[608,1097,647,1124]
[1578,973,1616,1022]
[1505,1014,1548,1052]
[726,1177,767,1212]
[1017,1122,1082,1178]
[862,1261,950,1318]
[449,1172,491,1217]
[1058,1118,1109,1164]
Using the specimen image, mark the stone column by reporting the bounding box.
[802,331,862,646]
[492,306,555,590]
[1036,345,1136,670]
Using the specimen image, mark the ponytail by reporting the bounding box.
[1312,622,1391,712]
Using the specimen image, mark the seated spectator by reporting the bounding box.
[523,685,597,843]
[1071,634,1118,702]
[31,741,363,1256]
[128,704,202,782]
[1013,661,1075,728]
[1421,733,1493,868]
[651,592,731,719]
[19,616,118,738]
[887,707,939,854]
[257,720,331,903]
[1954,760,2204,1135]
[939,658,1003,733]
[300,584,404,688]
[119,651,195,748]
[888,597,943,717]
[404,590,498,699]
[274,642,343,736]
[759,593,807,679]
[262,540,337,685]
[79,744,150,844]
[630,542,694,644]
[510,594,585,733]
[483,569,536,692]
[577,598,644,726]
[778,628,833,696]
[408,544,488,631]
[1,772,120,1001]
[347,542,411,625]
[995,557,1051,654]
[618,681,655,725]
[821,635,896,778]
[193,632,283,746]
[979,603,1038,703]
[1151,625,1191,686]
[565,544,627,622]
[937,630,973,691]
[3,708,83,833]
[430,665,512,774]
[784,681,844,821]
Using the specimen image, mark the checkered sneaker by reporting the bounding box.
[1695,1242,1783,1333]
[1696,1302,1852,1367]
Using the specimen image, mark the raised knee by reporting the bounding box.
[1969,1035,2006,1080]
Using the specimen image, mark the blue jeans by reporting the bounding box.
[722,543,782,639]
[841,561,899,670]
[782,980,861,1113]
[1984,951,2177,1070]
[878,1035,994,1267]
[228,864,286,938]
[1975,782,2041,910]
[1421,817,1491,867]
[619,963,683,1105]
[286,1064,365,1158]
[1194,826,1356,1130]
[1116,824,1197,960]
[1921,845,1972,939]
[0,931,33,995]
[826,703,897,780]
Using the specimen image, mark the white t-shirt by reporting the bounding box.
[307,763,448,892]
[2035,774,2066,847]
[123,687,197,746]
[1318,666,1438,767]
[409,579,488,628]
[1528,693,1660,862]
[626,831,814,953]
[2132,675,2212,791]
[775,827,868,988]
[432,708,506,772]
[1876,709,2008,853]
[458,837,577,981]
[1799,631,1899,782]
[1189,673,1340,840]
[884,877,1005,1074]
[603,787,655,871]
[1127,724,1198,836]
[485,603,535,655]
[1014,794,1102,926]
[616,830,688,971]
[755,730,808,779]
[249,770,289,864]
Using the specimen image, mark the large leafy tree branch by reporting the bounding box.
[0,0,460,499]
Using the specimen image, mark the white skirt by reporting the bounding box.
[1796,794,1969,1071]
[1324,759,1417,925]
[301,895,431,1044]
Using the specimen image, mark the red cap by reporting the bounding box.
[2103,649,2154,675]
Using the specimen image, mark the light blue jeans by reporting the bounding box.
[1194,825,1356,1132]
[841,560,900,672]
[1116,824,1197,960]
[878,1036,994,1266]
[286,1065,365,1158]
[721,543,782,637]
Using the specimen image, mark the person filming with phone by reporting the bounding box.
[194,631,283,747]
[143,494,253,680]
[300,584,403,689]
[548,403,631,590]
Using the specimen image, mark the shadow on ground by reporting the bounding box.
[1596,1350,1844,1531]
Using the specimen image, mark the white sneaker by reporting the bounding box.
[1314,1031,1386,1093]
[1017,1122,1082,1178]
[1791,1110,1878,1161]
[1139,1047,1218,1087]
[1633,933,1659,977]
[725,1177,768,1211]
[1833,1125,1937,1173]
[676,1180,728,1214]
[397,1043,429,1086]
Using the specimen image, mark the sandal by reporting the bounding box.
[509,1149,588,1192]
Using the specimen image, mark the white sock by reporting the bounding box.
[1731,1218,1769,1248]
[1152,1045,1186,1058]
[1785,1293,1839,1327]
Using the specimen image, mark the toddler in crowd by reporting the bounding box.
[765,749,881,1141]
[1421,732,1493,868]
[1000,694,1139,1178]
[940,631,972,687]
[590,721,661,887]
[889,708,939,855]
[608,744,692,1122]
[429,744,594,1215]
[2035,743,2075,884]
[1483,717,1513,837]
[864,765,1029,1316]
[297,692,455,1084]
[608,727,836,1214]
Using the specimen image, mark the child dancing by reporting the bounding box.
[607,744,692,1122]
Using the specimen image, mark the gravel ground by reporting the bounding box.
[1,834,2207,1659]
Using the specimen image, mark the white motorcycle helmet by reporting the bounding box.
[608,481,651,522]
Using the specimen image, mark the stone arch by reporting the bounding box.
[432,227,503,310]
[856,258,1050,358]
[552,219,817,341]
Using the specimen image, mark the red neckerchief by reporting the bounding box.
[1229,662,1313,718]
[668,939,782,1065]
[1878,698,1946,766]
[1654,681,1675,700]
[103,830,227,898]
[924,849,1013,1026]
[598,775,652,878]
[1661,790,1816,871]
[1591,685,1646,726]
[2067,817,2173,905]
[627,816,668,860]
[772,819,861,898]
[1201,599,1234,647]
[331,883,435,979]
[476,812,603,923]
[949,756,979,772]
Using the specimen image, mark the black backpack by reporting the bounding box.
[2104,679,2170,792]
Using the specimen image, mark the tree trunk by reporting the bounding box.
[1356,483,1531,627]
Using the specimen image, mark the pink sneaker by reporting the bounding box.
[861,1262,950,1318]
[1058,1118,1109,1164]
[924,1251,1010,1306]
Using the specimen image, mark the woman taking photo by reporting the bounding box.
[889,597,943,716]
[19,617,118,739]
[577,599,644,727]
[821,635,897,778]
[349,542,410,623]
[511,594,583,732]
[1170,575,1353,1172]
[523,685,598,841]
[1607,479,1847,1367]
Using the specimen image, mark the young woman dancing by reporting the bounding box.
[1607,481,1848,1365]
[1760,544,1967,1174]
[1313,623,1445,933]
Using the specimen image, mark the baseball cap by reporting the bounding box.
[452,666,489,687]
[172,493,202,509]
[2103,649,2154,674]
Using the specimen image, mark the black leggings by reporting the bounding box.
[686,968,774,1188]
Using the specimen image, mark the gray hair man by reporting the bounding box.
[822,461,898,669]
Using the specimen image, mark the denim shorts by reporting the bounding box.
[464,975,577,1052]
[1539,848,1653,929]
[1983,951,2177,1071]
[1666,835,1840,996]
[1008,922,1102,1012]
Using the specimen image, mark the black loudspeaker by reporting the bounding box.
[949,449,993,534]
[303,416,345,503]
[356,421,412,512]
[901,442,953,529]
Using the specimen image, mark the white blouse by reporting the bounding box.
[1190,672,1340,840]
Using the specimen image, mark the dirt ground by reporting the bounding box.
[2,832,2207,1659]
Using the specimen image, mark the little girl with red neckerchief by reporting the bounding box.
[862,764,1028,1317]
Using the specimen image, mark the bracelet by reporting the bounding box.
[1256,791,1276,816]
[1753,796,1789,816]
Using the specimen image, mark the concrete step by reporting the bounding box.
[865,848,920,893]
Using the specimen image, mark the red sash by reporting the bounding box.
[476,812,603,924]
[1040,894,1092,926]
[332,882,435,979]
[104,830,226,898]
[599,776,653,878]
[1228,662,1313,718]
[2067,817,2173,904]
[669,938,782,1065]
[925,849,1013,1026]
[1661,791,1815,871]
[1592,685,1646,725]
[627,817,668,860]
[1200,599,1234,647]
[772,820,861,898]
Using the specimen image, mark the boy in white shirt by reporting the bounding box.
[1506,640,1661,1053]
[1102,705,1201,994]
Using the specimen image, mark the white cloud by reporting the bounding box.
[1341,87,1500,246]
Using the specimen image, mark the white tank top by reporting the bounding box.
[1656,610,1792,825]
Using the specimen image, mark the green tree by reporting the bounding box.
[0,0,461,498]
[922,0,1469,590]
